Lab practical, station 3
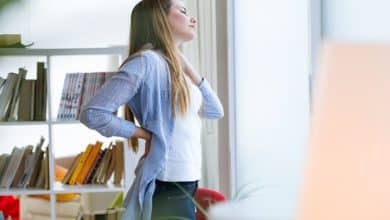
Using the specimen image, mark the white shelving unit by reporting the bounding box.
[0,47,138,219]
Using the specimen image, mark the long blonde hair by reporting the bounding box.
[123,0,190,151]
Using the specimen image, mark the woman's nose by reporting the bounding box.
[190,17,197,24]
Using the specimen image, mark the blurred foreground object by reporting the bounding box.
[297,42,390,220]
[0,34,33,48]
[0,0,22,14]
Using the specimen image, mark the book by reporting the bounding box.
[95,145,113,184]
[61,152,82,184]
[11,145,33,188]
[34,62,46,121]
[75,141,103,184]
[63,74,76,120]
[91,146,111,184]
[57,72,116,121]
[34,152,46,188]
[44,146,49,189]
[28,148,44,188]
[42,66,47,120]
[18,137,45,188]
[57,74,71,120]
[103,145,116,184]
[113,141,124,185]
[84,148,105,184]
[34,146,49,189]
[79,73,92,115]
[28,140,45,188]
[7,68,27,121]
[71,73,85,120]
[0,154,10,183]
[68,144,93,185]
[18,79,35,121]
[0,77,5,93]
[0,73,18,121]
[0,147,25,188]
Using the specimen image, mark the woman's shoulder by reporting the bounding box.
[121,49,165,69]
[122,49,165,67]
[131,49,164,65]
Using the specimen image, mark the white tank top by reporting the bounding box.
[157,76,203,182]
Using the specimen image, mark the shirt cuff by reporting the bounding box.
[118,119,136,138]
[197,77,213,96]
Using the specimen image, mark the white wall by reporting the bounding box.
[215,0,231,198]
[231,0,311,218]
[0,0,222,193]
[323,0,390,42]
[0,0,134,48]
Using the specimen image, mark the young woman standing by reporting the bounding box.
[80,0,224,219]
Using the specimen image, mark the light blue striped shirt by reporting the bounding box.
[80,49,224,220]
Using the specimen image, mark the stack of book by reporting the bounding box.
[77,207,125,220]
[0,136,49,189]
[62,140,124,186]
[57,72,115,121]
[0,62,47,122]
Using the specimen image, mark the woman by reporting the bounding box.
[80,0,224,219]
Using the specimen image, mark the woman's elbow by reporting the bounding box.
[215,108,224,119]
[79,108,93,128]
[205,108,224,120]
[79,108,115,137]
[79,107,104,130]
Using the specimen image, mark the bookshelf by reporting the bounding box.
[0,47,139,219]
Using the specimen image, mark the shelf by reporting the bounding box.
[0,188,50,196]
[0,121,48,126]
[53,182,123,194]
[0,120,82,126]
[0,47,127,56]
[0,47,130,220]
[50,120,81,125]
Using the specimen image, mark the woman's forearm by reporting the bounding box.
[133,126,152,141]
[186,67,202,85]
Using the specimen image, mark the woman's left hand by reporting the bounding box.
[140,138,151,160]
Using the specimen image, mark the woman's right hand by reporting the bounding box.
[141,138,151,160]
[134,126,152,140]
[132,126,152,159]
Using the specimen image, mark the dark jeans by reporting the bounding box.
[151,179,198,220]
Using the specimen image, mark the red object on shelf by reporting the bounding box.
[194,188,226,220]
[0,196,20,220]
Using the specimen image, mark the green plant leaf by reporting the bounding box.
[173,182,210,219]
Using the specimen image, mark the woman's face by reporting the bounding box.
[167,0,197,45]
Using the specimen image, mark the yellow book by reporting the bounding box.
[61,153,82,184]
[75,141,103,184]
[68,144,93,185]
